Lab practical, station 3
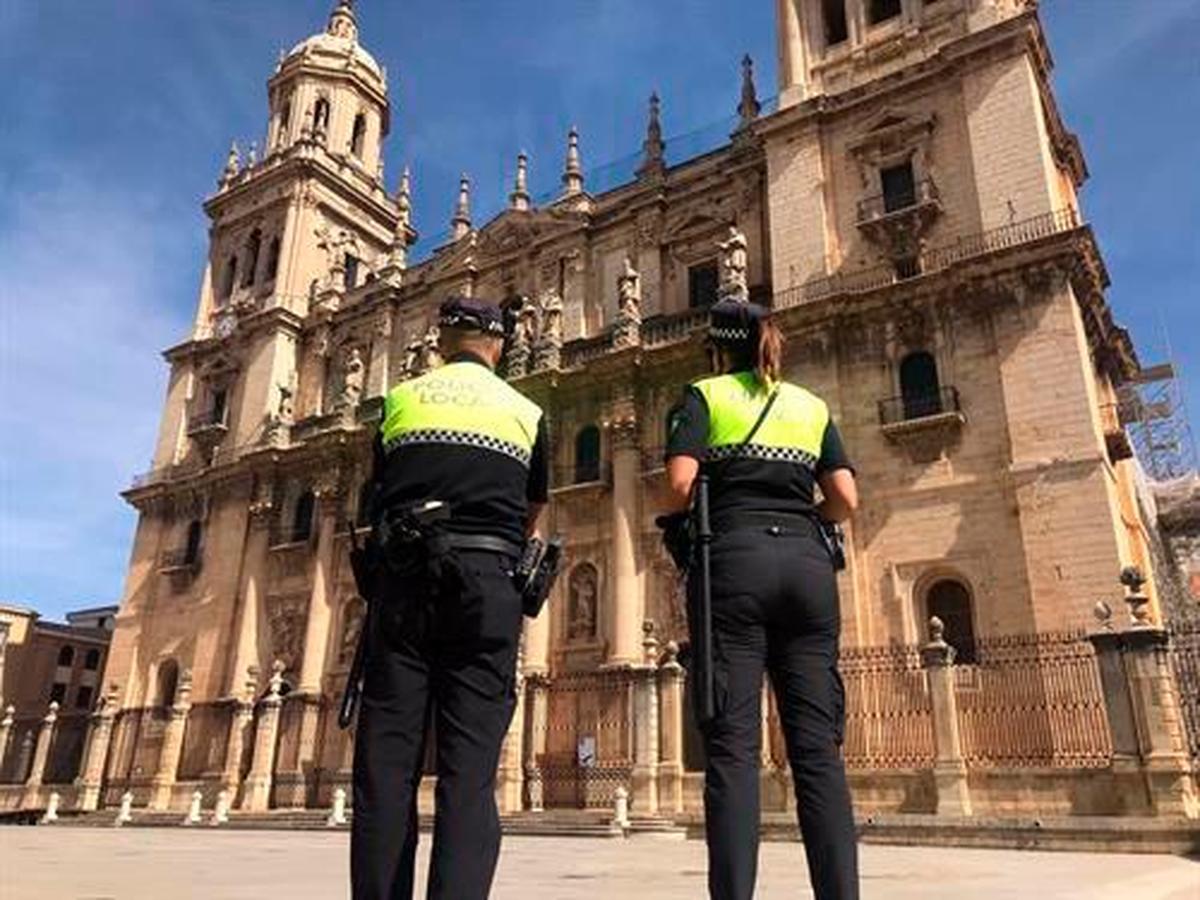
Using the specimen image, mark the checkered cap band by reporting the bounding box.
[438,312,506,335]
[706,443,817,469]
[385,428,531,466]
[708,325,752,342]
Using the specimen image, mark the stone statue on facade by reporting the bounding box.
[338,347,365,411]
[614,257,642,348]
[402,332,422,379]
[418,324,442,372]
[718,225,749,302]
[262,381,294,445]
[533,289,564,371]
[504,301,534,379]
[567,565,598,642]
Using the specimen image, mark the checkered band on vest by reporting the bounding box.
[705,442,818,468]
[709,326,751,341]
[385,428,532,466]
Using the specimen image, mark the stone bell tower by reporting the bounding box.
[148,0,408,472]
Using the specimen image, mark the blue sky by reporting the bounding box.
[1,0,1197,621]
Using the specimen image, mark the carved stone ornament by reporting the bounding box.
[614,258,642,349]
[338,346,365,410]
[567,563,599,643]
[717,225,749,302]
[265,594,307,673]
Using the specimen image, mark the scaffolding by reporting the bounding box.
[1120,360,1197,482]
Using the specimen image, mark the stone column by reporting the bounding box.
[524,674,548,813]
[630,623,660,817]
[0,704,14,780]
[242,662,286,812]
[77,689,118,811]
[149,669,193,810]
[921,618,972,816]
[607,414,643,667]
[221,667,259,801]
[657,642,685,815]
[1121,627,1199,818]
[496,662,526,815]
[21,701,59,807]
[227,499,273,699]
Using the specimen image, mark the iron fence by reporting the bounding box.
[1168,618,1200,760]
[878,387,963,426]
[838,644,936,770]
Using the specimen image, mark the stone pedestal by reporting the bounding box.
[524,675,548,813]
[656,645,685,815]
[77,691,117,811]
[921,619,972,816]
[21,702,59,808]
[242,662,286,812]
[149,670,193,811]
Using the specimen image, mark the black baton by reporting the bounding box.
[694,474,715,725]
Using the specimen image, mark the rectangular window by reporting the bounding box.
[869,0,902,25]
[211,388,227,425]
[881,161,916,213]
[75,685,94,710]
[688,261,719,309]
[822,0,849,46]
[50,682,67,705]
[345,254,359,290]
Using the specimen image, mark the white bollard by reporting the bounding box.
[114,791,134,827]
[612,785,630,830]
[40,791,60,824]
[210,789,230,826]
[327,787,347,827]
[182,790,203,826]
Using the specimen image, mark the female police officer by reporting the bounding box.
[663,299,859,900]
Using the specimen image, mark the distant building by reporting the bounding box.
[0,603,117,716]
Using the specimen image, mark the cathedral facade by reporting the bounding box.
[19,0,1191,823]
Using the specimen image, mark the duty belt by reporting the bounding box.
[433,533,523,558]
[710,510,821,537]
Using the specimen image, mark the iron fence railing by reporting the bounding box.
[1168,618,1200,760]
[878,386,963,426]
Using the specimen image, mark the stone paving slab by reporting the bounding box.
[1,827,1197,899]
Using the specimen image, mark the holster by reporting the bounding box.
[655,511,693,573]
[515,536,564,618]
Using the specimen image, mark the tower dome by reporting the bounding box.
[282,0,384,86]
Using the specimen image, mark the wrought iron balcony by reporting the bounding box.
[186,406,228,439]
[879,387,964,427]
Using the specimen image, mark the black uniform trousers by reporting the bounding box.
[352,548,523,900]
[692,521,859,900]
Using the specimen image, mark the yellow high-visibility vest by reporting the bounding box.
[692,371,829,467]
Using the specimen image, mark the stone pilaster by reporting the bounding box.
[227,495,273,697]
[242,661,286,812]
[21,701,59,808]
[149,669,193,810]
[77,688,118,811]
[656,642,685,815]
[0,704,14,779]
[630,623,660,817]
[921,618,972,816]
[221,667,259,801]
[606,412,643,667]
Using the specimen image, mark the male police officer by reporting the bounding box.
[352,296,549,900]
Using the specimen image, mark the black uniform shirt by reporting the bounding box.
[664,380,852,520]
[369,353,550,544]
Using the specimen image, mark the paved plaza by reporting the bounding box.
[1,828,1197,899]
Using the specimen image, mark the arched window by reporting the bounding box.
[57,646,75,667]
[899,351,941,420]
[350,113,367,158]
[279,99,292,134]
[313,97,330,131]
[242,229,262,287]
[344,254,360,289]
[265,236,281,282]
[926,579,977,665]
[183,520,203,566]
[291,490,315,543]
[574,425,601,484]
[84,648,101,671]
[221,255,238,300]
[567,564,599,642]
[157,659,180,708]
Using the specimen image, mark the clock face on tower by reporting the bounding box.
[214,312,238,340]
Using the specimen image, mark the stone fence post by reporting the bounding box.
[241,661,286,812]
[524,674,548,813]
[77,687,119,811]
[921,618,972,816]
[657,642,685,816]
[1090,574,1199,819]
[630,622,660,817]
[149,668,193,810]
[22,701,59,808]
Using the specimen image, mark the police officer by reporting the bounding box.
[663,299,860,900]
[352,296,549,900]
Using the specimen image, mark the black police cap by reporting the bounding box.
[437,296,506,336]
[707,299,768,345]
